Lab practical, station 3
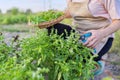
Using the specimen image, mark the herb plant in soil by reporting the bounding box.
[0,29,96,80]
[21,29,97,80]
[0,33,48,80]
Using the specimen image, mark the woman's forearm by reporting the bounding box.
[101,19,120,38]
[64,0,72,18]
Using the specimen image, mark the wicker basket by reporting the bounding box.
[36,15,66,29]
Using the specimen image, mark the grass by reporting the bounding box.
[102,77,113,80]
[110,31,120,54]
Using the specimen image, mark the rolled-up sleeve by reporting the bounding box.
[104,0,120,19]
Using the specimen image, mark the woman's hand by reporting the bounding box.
[83,19,120,49]
[83,30,105,49]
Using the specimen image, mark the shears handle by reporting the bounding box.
[80,32,96,53]
[80,32,92,43]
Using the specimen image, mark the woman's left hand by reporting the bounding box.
[83,30,105,49]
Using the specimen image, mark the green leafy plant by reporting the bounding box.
[20,29,96,80]
[0,33,48,80]
[29,10,64,24]
[0,29,96,80]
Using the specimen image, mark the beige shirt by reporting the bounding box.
[68,0,112,54]
[67,0,120,20]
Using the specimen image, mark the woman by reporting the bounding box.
[47,0,120,75]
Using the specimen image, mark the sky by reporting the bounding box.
[0,0,67,13]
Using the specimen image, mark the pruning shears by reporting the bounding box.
[80,32,104,76]
[80,32,96,54]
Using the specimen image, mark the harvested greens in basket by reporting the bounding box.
[29,10,64,25]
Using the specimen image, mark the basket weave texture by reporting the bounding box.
[37,15,66,29]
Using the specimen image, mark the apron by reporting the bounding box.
[68,0,111,54]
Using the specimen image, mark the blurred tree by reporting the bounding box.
[6,7,19,15]
[19,10,25,14]
[25,9,32,15]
